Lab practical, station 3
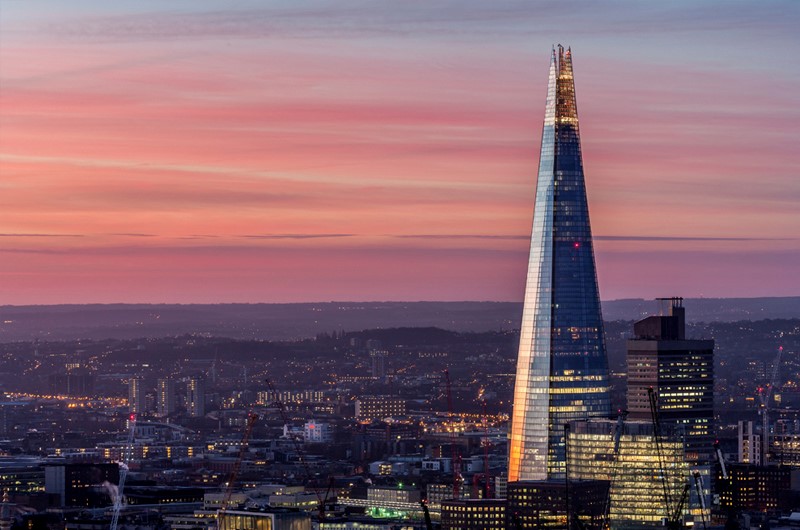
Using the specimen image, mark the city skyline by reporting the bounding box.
[1,1,798,304]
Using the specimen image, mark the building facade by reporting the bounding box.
[157,378,176,418]
[355,396,406,421]
[627,298,715,463]
[187,377,205,417]
[441,498,506,530]
[717,464,791,513]
[567,419,690,528]
[128,378,145,416]
[739,420,762,465]
[506,479,607,530]
[509,45,611,482]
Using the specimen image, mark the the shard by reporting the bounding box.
[508,46,611,482]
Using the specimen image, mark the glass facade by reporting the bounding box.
[567,419,690,528]
[509,46,611,482]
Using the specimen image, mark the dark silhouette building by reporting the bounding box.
[627,298,715,463]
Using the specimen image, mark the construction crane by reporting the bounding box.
[419,500,434,530]
[713,441,728,481]
[603,410,628,530]
[265,379,328,524]
[110,414,136,530]
[443,369,463,499]
[648,387,686,530]
[758,346,784,464]
[475,399,492,498]
[219,412,259,515]
[692,471,708,530]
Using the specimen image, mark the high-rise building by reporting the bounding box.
[568,418,690,528]
[739,420,762,465]
[156,378,176,418]
[187,377,205,417]
[369,349,388,379]
[128,378,145,415]
[627,298,714,463]
[509,45,611,482]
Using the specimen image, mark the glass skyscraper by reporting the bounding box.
[508,46,611,482]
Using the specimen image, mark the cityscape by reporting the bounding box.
[1,3,799,530]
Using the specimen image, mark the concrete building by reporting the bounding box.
[157,378,176,418]
[128,378,145,415]
[303,420,333,444]
[355,396,406,421]
[739,420,762,465]
[187,377,205,417]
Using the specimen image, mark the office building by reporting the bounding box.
[187,377,205,417]
[44,463,119,507]
[355,396,406,421]
[509,45,611,482]
[157,378,176,418]
[568,418,690,528]
[441,498,506,530]
[717,464,791,513]
[506,479,607,529]
[217,509,311,530]
[627,298,715,463]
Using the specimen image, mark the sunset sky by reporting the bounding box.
[1,1,798,304]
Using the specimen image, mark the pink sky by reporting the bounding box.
[0,1,798,304]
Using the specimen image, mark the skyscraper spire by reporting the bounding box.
[508,47,610,482]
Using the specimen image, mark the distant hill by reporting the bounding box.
[0,297,798,341]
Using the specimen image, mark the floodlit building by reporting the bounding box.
[217,509,311,530]
[567,419,690,528]
[509,45,611,482]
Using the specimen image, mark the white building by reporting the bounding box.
[304,420,333,444]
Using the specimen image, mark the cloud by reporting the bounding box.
[241,234,355,240]
[44,2,798,44]
[392,234,528,240]
[0,233,84,238]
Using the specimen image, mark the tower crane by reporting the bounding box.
[648,387,687,530]
[110,414,136,530]
[758,346,783,464]
[219,412,259,515]
[265,379,328,524]
[443,369,463,499]
[603,410,628,530]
